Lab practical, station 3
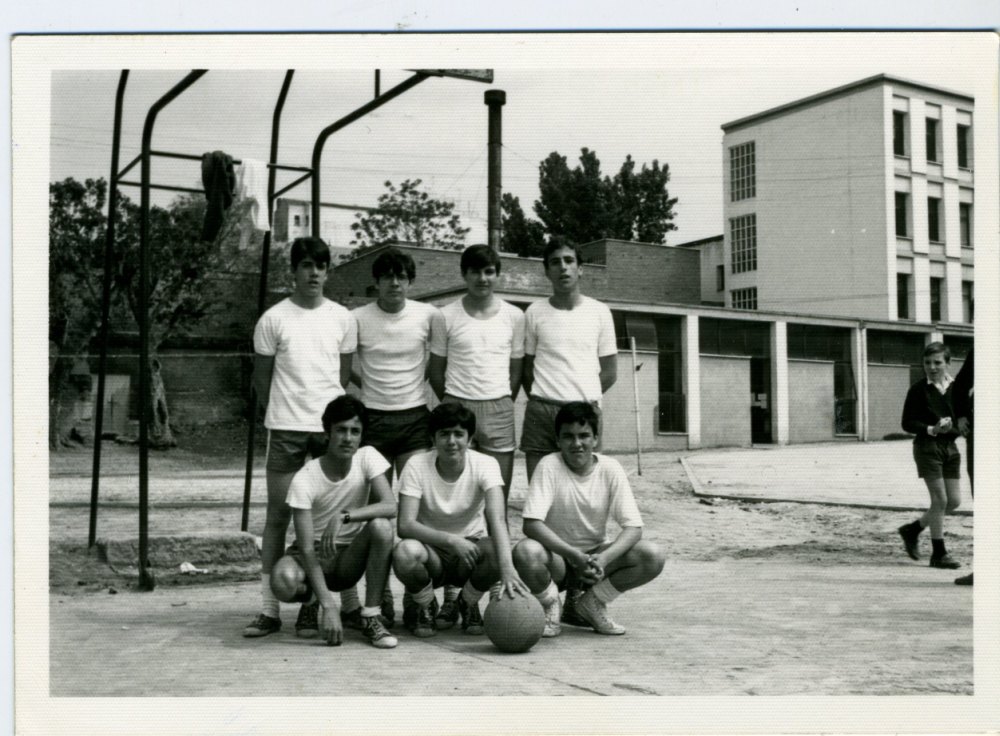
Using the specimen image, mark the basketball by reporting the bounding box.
[483,593,546,653]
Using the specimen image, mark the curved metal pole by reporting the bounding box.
[242,69,295,532]
[310,73,429,238]
[137,69,207,591]
[89,70,129,547]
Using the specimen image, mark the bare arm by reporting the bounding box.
[592,526,642,572]
[508,358,524,401]
[253,354,275,410]
[428,353,447,401]
[294,508,343,645]
[599,353,618,394]
[397,494,461,550]
[339,352,353,392]
[521,355,535,397]
[349,364,363,389]
[342,474,396,522]
[484,485,528,597]
[523,518,589,572]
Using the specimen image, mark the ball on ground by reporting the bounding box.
[484,594,545,653]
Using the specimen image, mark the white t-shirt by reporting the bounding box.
[429,298,526,400]
[397,449,504,539]
[521,452,643,550]
[353,300,443,411]
[286,446,391,544]
[524,296,617,404]
[253,298,357,431]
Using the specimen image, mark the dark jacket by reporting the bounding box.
[901,378,959,444]
[952,349,973,424]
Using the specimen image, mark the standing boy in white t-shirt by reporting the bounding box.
[392,403,529,638]
[270,395,398,649]
[351,247,446,626]
[520,240,618,482]
[513,402,664,638]
[244,237,357,639]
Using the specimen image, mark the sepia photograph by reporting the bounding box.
[12,30,1000,734]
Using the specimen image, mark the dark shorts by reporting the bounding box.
[913,439,961,480]
[426,536,489,588]
[363,406,432,461]
[284,540,355,601]
[519,397,601,455]
[266,429,328,473]
[443,395,516,453]
[554,542,611,591]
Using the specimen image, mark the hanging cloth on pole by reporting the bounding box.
[234,158,271,233]
[201,150,236,242]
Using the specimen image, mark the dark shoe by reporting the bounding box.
[361,615,399,649]
[243,613,282,638]
[955,573,974,586]
[409,602,437,638]
[898,524,921,561]
[380,589,396,629]
[561,588,589,628]
[930,554,961,570]
[458,596,485,635]
[295,600,320,639]
[341,607,364,631]
[435,598,460,630]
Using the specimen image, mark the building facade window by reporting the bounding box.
[729,141,756,201]
[957,123,971,168]
[731,287,758,310]
[293,214,301,226]
[895,192,910,238]
[962,281,974,323]
[715,265,725,292]
[787,324,857,434]
[893,111,908,156]
[929,276,943,322]
[654,316,686,433]
[925,118,940,163]
[960,203,973,247]
[896,273,911,320]
[730,213,757,273]
[928,196,943,242]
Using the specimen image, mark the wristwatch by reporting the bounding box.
[342,510,351,524]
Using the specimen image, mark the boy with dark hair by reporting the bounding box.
[392,403,528,638]
[270,395,398,648]
[244,237,357,639]
[428,244,525,627]
[898,342,964,570]
[513,402,664,638]
[351,246,446,626]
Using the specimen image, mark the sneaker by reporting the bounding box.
[243,613,282,638]
[408,601,437,638]
[435,598,460,630]
[361,614,399,649]
[898,524,921,561]
[541,596,561,638]
[930,554,961,570]
[295,600,320,639]
[458,596,485,636]
[380,589,396,629]
[341,606,364,631]
[560,588,588,628]
[955,573,974,586]
[576,591,626,636]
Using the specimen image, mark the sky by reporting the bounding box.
[46,33,997,249]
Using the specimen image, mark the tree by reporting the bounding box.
[499,193,546,257]
[608,155,679,243]
[348,178,470,256]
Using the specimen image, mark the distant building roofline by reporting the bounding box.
[674,234,724,248]
[721,74,974,133]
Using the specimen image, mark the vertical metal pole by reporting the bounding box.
[374,69,381,98]
[89,69,129,547]
[484,90,506,251]
[631,336,643,476]
[242,70,295,532]
[137,70,206,591]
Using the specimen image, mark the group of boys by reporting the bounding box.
[244,237,664,648]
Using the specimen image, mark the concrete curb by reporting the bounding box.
[96,531,261,567]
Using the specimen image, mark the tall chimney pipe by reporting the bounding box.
[484,89,506,251]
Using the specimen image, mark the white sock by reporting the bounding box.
[461,580,485,606]
[261,573,279,618]
[535,581,559,609]
[444,584,460,602]
[340,586,361,613]
[361,605,381,618]
[413,583,436,607]
[591,578,621,604]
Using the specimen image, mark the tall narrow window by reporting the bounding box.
[293,214,301,226]
[957,124,971,168]
[731,287,757,310]
[729,141,756,201]
[895,192,910,238]
[925,118,939,163]
[893,111,908,156]
[930,277,943,322]
[897,273,911,320]
[962,281,974,323]
[730,214,757,273]
[716,264,725,292]
[959,203,973,247]
[928,197,942,242]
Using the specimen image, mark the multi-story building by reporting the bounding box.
[719,74,975,326]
